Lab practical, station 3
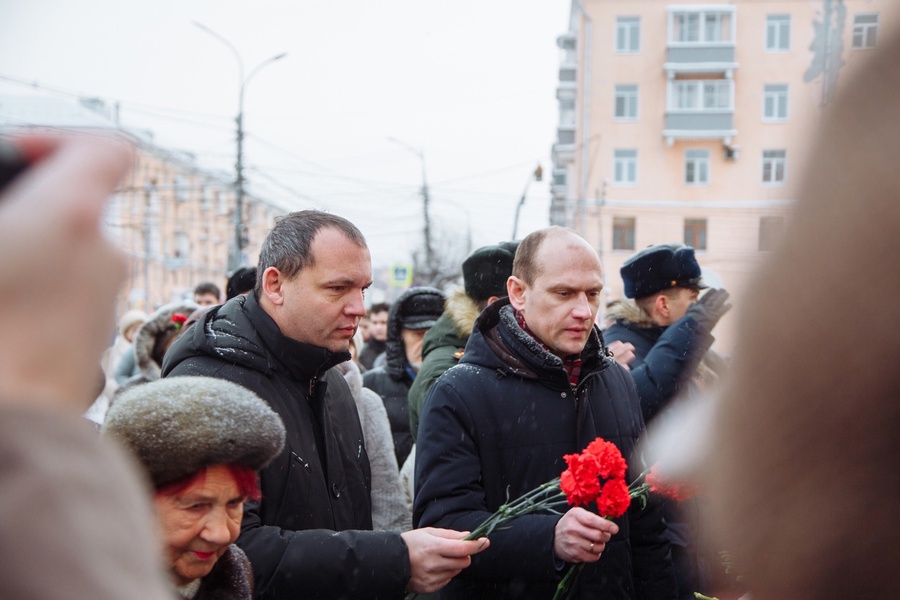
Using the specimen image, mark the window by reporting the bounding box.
[671,9,733,43]
[559,98,576,127]
[614,84,638,119]
[613,149,638,185]
[852,14,879,49]
[762,150,787,184]
[763,84,789,120]
[766,15,791,51]
[685,149,710,185]
[670,80,732,111]
[684,219,708,250]
[613,217,636,251]
[616,16,640,53]
[758,216,785,251]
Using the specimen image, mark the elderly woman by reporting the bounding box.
[104,376,285,599]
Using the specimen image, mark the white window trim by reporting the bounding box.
[762,84,789,122]
[667,79,734,112]
[765,14,791,52]
[685,150,711,186]
[615,16,641,54]
[613,150,639,186]
[667,5,737,46]
[614,84,639,121]
[761,150,787,185]
[852,13,879,50]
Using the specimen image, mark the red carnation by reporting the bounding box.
[596,477,631,517]
[646,466,696,502]
[171,313,187,325]
[560,453,602,506]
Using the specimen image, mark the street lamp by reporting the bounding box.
[512,163,543,240]
[387,137,434,276]
[194,21,287,273]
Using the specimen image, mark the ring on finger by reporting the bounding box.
[589,542,595,553]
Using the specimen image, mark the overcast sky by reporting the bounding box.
[0,0,571,267]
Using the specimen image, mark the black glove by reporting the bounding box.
[685,288,732,331]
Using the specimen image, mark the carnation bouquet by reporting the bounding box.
[457,437,653,600]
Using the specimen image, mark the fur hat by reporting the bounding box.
[118,309,147,337]
[462,241,519,301]
[133,301,199,381]
[104,376,285,488]
[620,243,706,299]
[393,286,445,330]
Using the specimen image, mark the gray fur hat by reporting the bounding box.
[103,376,286,488]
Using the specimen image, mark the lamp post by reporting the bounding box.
[512,163,543,240]
[194,21,286,273]
[388,137,434,277]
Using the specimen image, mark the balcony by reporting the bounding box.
[666,5,738,76]
[663,78,737,144]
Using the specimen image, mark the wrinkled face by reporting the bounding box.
[193,293,219,307]
[401,327,427,370]
[665,287,699,325]
[369,311,388,342]
[274,227,372,352]
[509,233,603,358]
[153,465,244,586]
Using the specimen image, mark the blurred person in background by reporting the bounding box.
[104,376,285,599]
[364,286,444,467]
[358,301,390,370]
[85,308,146,425]
[0,133,172,599]
[193,281,222,307]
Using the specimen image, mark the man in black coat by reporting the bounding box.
[603,243,730,600]
[163,210,488,600]
[414,226,677,599]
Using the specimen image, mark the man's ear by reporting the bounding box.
[261,267,286,306]
[655,293,670,320]
[507,276,527,310]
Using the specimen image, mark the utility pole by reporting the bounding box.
[512,163,543,240]
[388,137,433,278]
[194,21,286,274]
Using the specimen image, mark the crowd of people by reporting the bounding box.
[4,28,900,600]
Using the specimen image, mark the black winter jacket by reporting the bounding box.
[162,293,411,600]
[603,301,714,424]
[414,299,676,600]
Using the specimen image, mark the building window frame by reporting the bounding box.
[762,149,787,185]
[613,149,638,186]
[685,149,710,186]
[612,217,636,251]
[668,8,736,45]
[615,16,641,53]
[614,84,639,120]
[852,13,879,50]
[763,84,789,121]
[765,14,791,51]
[684,218,708,251]
[668,79,733,112]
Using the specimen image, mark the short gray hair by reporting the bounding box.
[255,210,367,294]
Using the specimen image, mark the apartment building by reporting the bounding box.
[551,0,897,350]
[0,94,285,314]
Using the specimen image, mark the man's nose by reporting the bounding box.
[572,293,593,319]
[347,290,367,316]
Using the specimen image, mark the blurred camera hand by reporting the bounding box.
[0,134,133,411]
[685,288,732,331]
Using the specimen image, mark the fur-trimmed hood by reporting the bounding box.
[603,298,654,328]
[133,301,200,381]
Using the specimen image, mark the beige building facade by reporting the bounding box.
[0,95,285,315]
[551,0,897,350]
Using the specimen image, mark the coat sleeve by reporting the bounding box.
[608,317,713,423]
[238,501,411,600]
[414,375,563,584]
[407,345,458,443]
